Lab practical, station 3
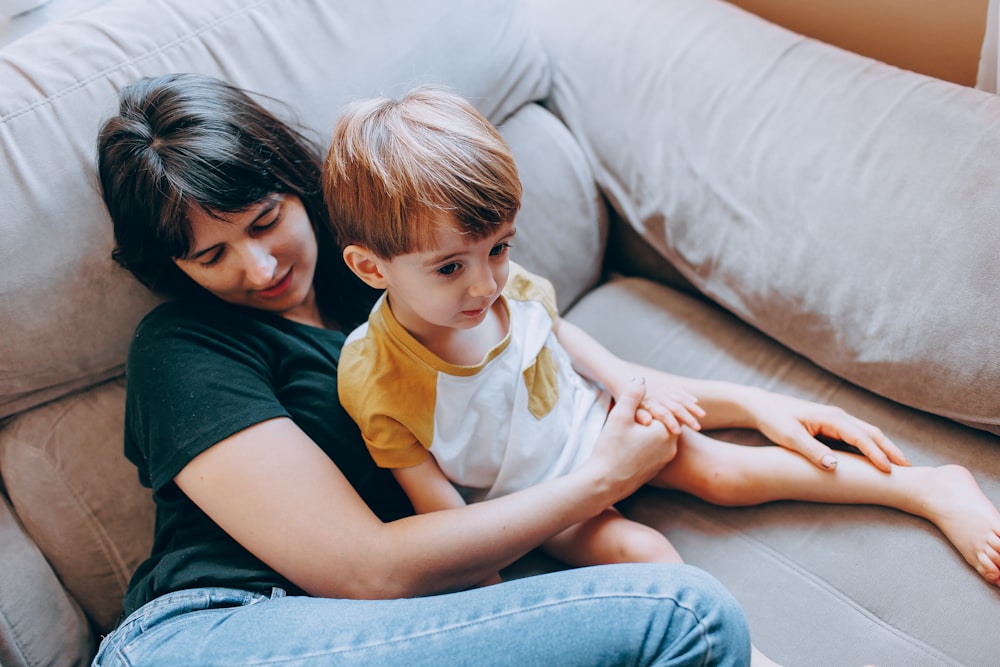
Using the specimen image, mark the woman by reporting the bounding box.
[93,72,751,666]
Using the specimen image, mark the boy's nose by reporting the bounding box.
[467,266,498,297]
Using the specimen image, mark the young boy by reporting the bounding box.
[324,86,1000,589]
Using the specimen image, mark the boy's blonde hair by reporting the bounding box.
[324,86,521,259]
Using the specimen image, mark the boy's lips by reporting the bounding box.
[258,269,293,299]
[461,300,493,318]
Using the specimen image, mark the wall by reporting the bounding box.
[726,0,989,86]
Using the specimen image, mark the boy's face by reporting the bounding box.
[379,213,515,342]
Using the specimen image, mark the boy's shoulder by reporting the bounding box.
[503,261,558,319]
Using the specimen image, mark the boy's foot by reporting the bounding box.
[921,465,1000,585]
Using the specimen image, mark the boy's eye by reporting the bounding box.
[490,242,511,257]
[438,263,461,276]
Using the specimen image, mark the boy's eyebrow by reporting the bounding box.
[186,197,282,260]
[422,225,516,266]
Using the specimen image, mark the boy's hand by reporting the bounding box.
[632,385,704,434]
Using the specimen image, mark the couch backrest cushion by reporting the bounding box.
[531,0,1000,434]
[500,102,608,309]
[0,0,552,421]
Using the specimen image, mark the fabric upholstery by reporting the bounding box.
[530,0,1000,435]
[0,378,153,633]
[567,276,1000,666]
[500,102,608,310]
[0,493,93,667]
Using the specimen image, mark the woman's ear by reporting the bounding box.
[342,245,388,289]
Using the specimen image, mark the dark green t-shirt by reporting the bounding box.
[120,299,413,619]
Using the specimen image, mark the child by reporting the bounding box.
[324,86,1000,590]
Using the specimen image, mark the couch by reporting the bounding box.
[1,0,998,665]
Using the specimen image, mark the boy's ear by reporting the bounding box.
[342,245,388,289]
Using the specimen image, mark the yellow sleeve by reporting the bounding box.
[502,261,559,320]
[338,308,437,469]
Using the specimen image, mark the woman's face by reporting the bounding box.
[173,194,322,326]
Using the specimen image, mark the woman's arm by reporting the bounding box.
[394,458,504,586]
[174,378,671,600]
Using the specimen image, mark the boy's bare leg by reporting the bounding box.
[540,507,682,566]
[651,429,1000,585]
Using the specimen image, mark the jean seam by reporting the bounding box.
[267,592,706,663]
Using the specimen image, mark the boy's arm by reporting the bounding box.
[554,317,904,471]
[553,316,703,433]
[392,456,468,515]
[393,457,504,586]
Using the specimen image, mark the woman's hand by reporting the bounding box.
[743,390,910,473]
[583,377,679,495]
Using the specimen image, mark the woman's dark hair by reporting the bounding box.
[97,72,376,328]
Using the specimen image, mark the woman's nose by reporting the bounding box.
[244,243,277,287]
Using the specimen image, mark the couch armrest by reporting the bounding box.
[0,492,93,667]
[528,0,1000,434]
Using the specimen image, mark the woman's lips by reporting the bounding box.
[258,269,293,299]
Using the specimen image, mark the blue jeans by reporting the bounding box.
[93,563,750,666]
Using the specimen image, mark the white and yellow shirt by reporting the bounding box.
[338,263,611,503]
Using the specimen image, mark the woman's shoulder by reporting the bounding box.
[136,298,243,333]
[132,299,286,347]
[129,298,345,372]
[128,299,277,371]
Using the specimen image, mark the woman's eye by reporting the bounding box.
[199,249,224,267]
[252,214,280,234]
[438,263,461,276]
[490,242,511,257]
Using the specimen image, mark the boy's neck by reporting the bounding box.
[389,294,509,367]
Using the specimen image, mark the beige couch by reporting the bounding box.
[1,0,998,665]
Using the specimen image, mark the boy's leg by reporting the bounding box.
[652,429,1000,584]
[541,507,683,566]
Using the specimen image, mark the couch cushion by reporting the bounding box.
[530,0,1000,435]
[0,0,552,420]
[0,378,154,633]
[0,492,94,667]
[565,276,1000,666]
[500,102,608,310]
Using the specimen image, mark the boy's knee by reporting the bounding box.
[618,528,681,564]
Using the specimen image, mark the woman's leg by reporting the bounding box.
[540,510,779,667]
[652,429,1000,584]
[93,565,751,667]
